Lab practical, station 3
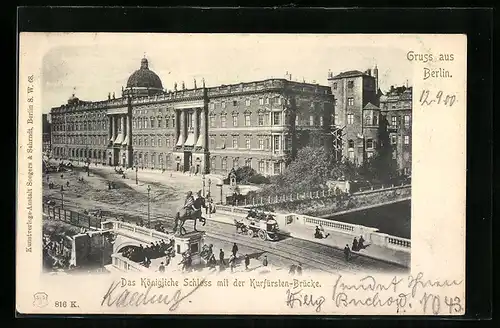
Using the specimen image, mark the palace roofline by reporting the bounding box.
[50,78,332,113]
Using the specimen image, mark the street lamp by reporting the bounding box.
[147,185,151,228]
[134,158,138,185]
[60,185,64,209]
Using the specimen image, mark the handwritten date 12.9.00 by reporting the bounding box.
[419,90,456,107]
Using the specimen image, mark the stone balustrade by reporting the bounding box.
[111,253,150,272]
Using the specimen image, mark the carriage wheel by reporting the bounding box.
[247,229,254,238]
[258,230,267,241]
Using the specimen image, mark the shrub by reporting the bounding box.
[247,174,270,185]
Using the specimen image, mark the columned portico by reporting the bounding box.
[107,107,133,168]
[173,99,210,174]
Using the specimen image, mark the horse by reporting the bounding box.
[173,195,208,235]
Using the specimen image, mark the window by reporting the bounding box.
[391,116,398,127]
[221,116,227,128]
[172,118,175,128]
[273,135,280,151]
[209,116,215,128]
[373,115,378,125]
[348,139,354,148]
[157,117,162,128]
[166,138,171,147]
[392,151,397,159]
[245,99,250,106]
[348,150,354,160]
[365,116,371,125]
[366,139,373,149]
[266,137,270,149]
[348,81,354,88]
[221,158,227,170]
[232,116,238,127]
[165,117,169,128]
[348,98,354,106]
[210,137,215,148]
[150,118,155,129]
[209,103,215,110]
[245,159,252,168]
[211,157,216,170]
[188,112,194,130]
[265,97,270,105]
[259,139,264,150]
[132,120,136,129]
[144,138,149,146]
[221,137,226,149]
[276,97,282,105]
[404,135,410,145]
[285,136,292,150]
[333,82,337,90]
[404,115,411,127]
[347,113,354,124]
[259,161,265,173]
[273,112,281,125]
[258,114,264,126]
[158,138,162,147]
[233,100,238,106]
[233,158,239,168]
[232,138,238,148]
[244,114,251,126]
[320,116,324,126]
[274,162,281,174]
[259,98,264,105]
[144,119,149,129]
[222,101,226,109]
[151,137,156,147]
[245,139,250,149]
[309,115,314,126]
[391,135,397,144]
[367,152,374,159]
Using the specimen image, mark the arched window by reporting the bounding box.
[348,139,355,148]
[373,115,378,125]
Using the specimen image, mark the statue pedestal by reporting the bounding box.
[174,231,206,266]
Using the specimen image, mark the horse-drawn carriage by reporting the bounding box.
[235,210,280,241]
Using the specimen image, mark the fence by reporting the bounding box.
[42,203,102,230]
[234,183,411,208]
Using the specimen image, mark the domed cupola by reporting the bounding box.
[123,57,164,97]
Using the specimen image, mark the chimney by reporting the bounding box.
[373,65,379,91]
[390,85,394,92]
[367,68,372,76]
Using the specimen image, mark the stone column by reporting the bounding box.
[111,116,116,141]
[108,116,113,141]
[179,109,186,144]
[121,115,125,136]
[127,114,132,144]
[193,108,199,143]
[174,110,180,143]
[200,107,207,149]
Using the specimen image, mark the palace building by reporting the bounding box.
[50,57,334,176]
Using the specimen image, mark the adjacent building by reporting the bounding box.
[379,85,412,176]
[50,57,334,176]
[42,114,51,153]
[327,66,383,165]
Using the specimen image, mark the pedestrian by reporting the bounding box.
[344,244,351,262]
[232,243,238,257]
[296,263,303,276]
[158,262,165,273]
[219,249,225,266]
[262,255,268,267]
[66,181,70,187]
[229,255,235,273]
[244,254,250,270]
[358,235,365,250]
[352,237,358,252]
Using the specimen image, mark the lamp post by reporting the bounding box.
[135,158,138,185]
[60,185,64,209]
[208,178,212,198]
[147,185,151,228]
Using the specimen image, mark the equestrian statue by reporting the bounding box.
[173,190,207,235]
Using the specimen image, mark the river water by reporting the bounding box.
[326,199,411,239]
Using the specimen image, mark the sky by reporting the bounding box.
[41,34,413,113]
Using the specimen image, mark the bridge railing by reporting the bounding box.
[111,253,150,272]
[102,220,174,240]
[43,203,102,230]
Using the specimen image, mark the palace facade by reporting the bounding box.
[50,58,334,176]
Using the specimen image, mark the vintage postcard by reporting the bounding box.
[17,33,466,315]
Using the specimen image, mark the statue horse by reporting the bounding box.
[173,195,207,235]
